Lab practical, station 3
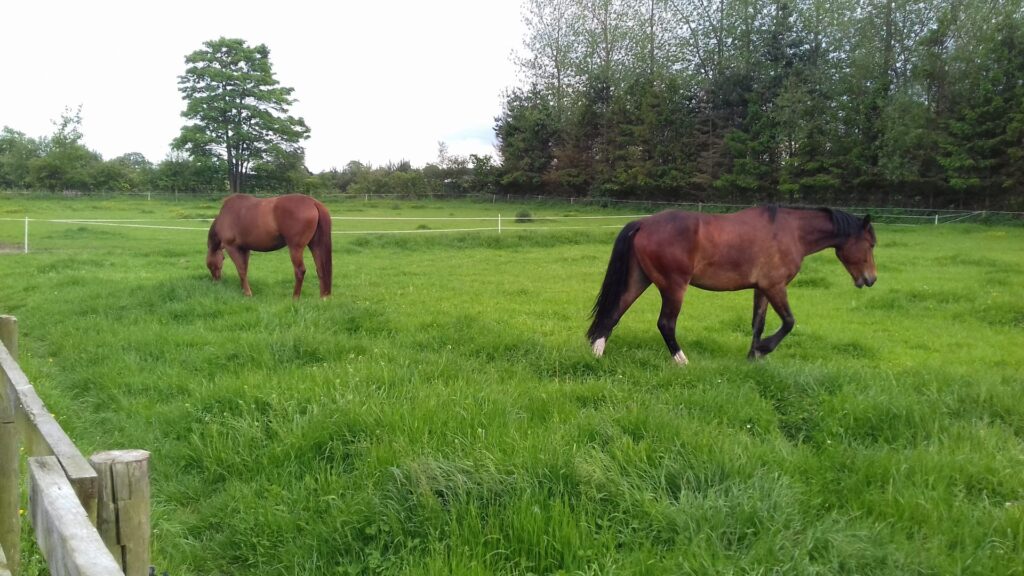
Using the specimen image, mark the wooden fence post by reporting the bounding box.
[0,315,20,576]
[89,450,151,576]
[0,317,16,360]
[0,536,10,576]
[28,457,122,576]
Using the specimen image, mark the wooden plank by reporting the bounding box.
[0,316,20,576]
[0,344,98,523]
[0,412,17,576]
[27,457,122,576]
[1,539,12,576]
[89,451,150,576]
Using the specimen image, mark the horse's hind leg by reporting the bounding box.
[590,265,650,357]
[288,245,307,299]
[225,246,252,297]
[748,289,770,360]
[656,281,691,365]
[310,245,331,298]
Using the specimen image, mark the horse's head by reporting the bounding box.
[835,214,877,288]
[207,225,224,281]
[207,248,224,280]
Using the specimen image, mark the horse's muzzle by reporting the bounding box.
[855,275,876,288]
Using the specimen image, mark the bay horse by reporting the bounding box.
[207,194,332,298]
[587,206,876,364]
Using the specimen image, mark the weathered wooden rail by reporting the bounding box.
[0,315,151,576]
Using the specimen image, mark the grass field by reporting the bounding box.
[0,195,1022,575]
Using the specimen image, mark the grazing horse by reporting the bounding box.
[587,206,877,364]
[207,194,332,298]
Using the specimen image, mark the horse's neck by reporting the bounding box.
[795,211,843,256]
[207,223,222,251]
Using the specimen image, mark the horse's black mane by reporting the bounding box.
[764,205,864,238]
[826,208,865,238]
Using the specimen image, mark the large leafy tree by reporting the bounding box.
[174,37,310,193]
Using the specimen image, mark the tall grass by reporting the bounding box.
[0,196,1022,574]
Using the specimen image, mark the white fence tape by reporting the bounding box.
[0,205,1013,254]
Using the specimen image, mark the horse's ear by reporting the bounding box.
[862,214,872,227]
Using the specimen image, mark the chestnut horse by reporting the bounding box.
[587,206,877,364]
[207,194,332,298]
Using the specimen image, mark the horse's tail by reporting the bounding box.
[587,220,641,343]
[310,200,333,296]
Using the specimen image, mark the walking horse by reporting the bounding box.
[587,206,877,363]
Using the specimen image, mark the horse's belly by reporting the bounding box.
[231,228,285,251]
[249,237,287,252]
[690,257,758,291]
[690,274,756,292]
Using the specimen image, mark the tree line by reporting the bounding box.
[0,106,491,198]
[496,0,1024,209]
[0,114,300,196]
[4,5,1022,211]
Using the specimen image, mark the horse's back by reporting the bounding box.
[215,194,322,251]
[632,207,795,291]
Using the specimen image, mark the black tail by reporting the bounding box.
[587,220,641,342]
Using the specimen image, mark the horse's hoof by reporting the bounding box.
[748,348,769,361]
[591,338,606,358]
[672,351,688,366]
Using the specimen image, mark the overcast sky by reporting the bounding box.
[1,0,526,172]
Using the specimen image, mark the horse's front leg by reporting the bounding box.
[752,286,794,357]
[288,246,307,299]
[225,246,252,297]
[748,288,770,360]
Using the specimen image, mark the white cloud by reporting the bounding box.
[0,0,525,171]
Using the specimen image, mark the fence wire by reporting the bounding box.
[0,198,1018,254]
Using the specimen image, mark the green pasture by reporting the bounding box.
[0,195,1022,575]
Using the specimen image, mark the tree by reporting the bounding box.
[27,106,103,192]
[519,0,584,122]
[495,86,557,192]
[0,127,43,188]
[153,151,225,196]
[105,153,154,192]
[250,146,311,192]
[28,144,101,192]
[51,105,85,149]
[174,37,310,194]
